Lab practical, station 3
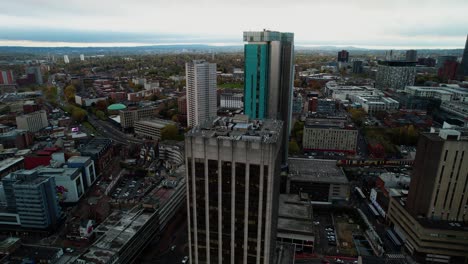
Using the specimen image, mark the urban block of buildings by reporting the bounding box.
[387,127,468,263]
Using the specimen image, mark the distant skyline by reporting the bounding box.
[0,0,467,49]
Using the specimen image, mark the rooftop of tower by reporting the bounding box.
[186,115,282,144]
[243,30,294,42]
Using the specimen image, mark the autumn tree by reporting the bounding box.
[289,140,300,155]
[64,85,76,103]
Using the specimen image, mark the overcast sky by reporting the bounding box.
[0,0,467,48]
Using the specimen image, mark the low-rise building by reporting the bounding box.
[303,117,358,153]
[80,138,113,173]
[0,157,24,179]
[134,118,176,140]
[75,176,186,264]
[37,167,84,203]
[220,93,243,109]
[287,158,349,203]
[277,194,314,254]
[67,156,97,190]
[119,106,158,129]
[404,86,468,102]
[439,101,468,127]
[158,140,184,168]
[15,110,48,132]
[349,94,399,114]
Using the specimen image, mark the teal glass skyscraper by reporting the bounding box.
[243,30,294,162]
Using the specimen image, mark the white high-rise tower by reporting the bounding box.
[64,55,70,64]
[185,60,217,127]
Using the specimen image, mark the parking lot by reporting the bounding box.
[313,209,363,258]
[109,176,156,201]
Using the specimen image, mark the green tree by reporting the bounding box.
[161,124,184,141]
[289,140,300,155]
[96,110,107,120]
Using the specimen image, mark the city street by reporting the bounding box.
[138,206,189,264]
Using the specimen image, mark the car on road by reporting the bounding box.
[182,256,189,263]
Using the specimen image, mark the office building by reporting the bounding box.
[352,60,363,74]
[387,128,468,263]
[36,167,84,203]
[348,94,399,114]
[292,93,303,114]
[159,140,184,168]
[376,61,416,90]
[134,118,176,140]
[286,158,349,203]
[26,66,43,85]
[15,110,48,133]
[63,55,69,64]
[76,174,186,264]
[458,34,468,78]
[185,116,283,264]
[277,194,314,253]
[437,56,457,69]
[438,60,459,80]
[405,50,417,62]
[185,60,217,127]
[337,50,349,62]
[119,106,158,129]
[80,54,85,61]
[79,138,113,173]
[2,170,62,229]
[0,70,14,85]
[178,95,187,115]
[67,156,97,190]
[417,58,436,67]
[302,117,358,154]
[404,86,468,102]
[243,30,294,162]
[220,93,243,109]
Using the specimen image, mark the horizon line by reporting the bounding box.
[0,40,464,51]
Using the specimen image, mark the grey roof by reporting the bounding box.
[288,158,348,184]
[187,115,282,144]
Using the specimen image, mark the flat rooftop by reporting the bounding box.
[305,118,352,129]
[277,218,314,235]
[80,138,112,154]
[288,158,348,184]
[67,156,92,163]
[135,118,175,128]
[0,157,24,173]
[187,115,282,144]
[77,207,155,264]
[278,194,312,220]
[37,167,81,181]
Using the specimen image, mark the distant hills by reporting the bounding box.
[0,44,463,56]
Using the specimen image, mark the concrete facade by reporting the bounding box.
[15,110,48,133]
[185,116,283,264]
[185,60,217,127]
